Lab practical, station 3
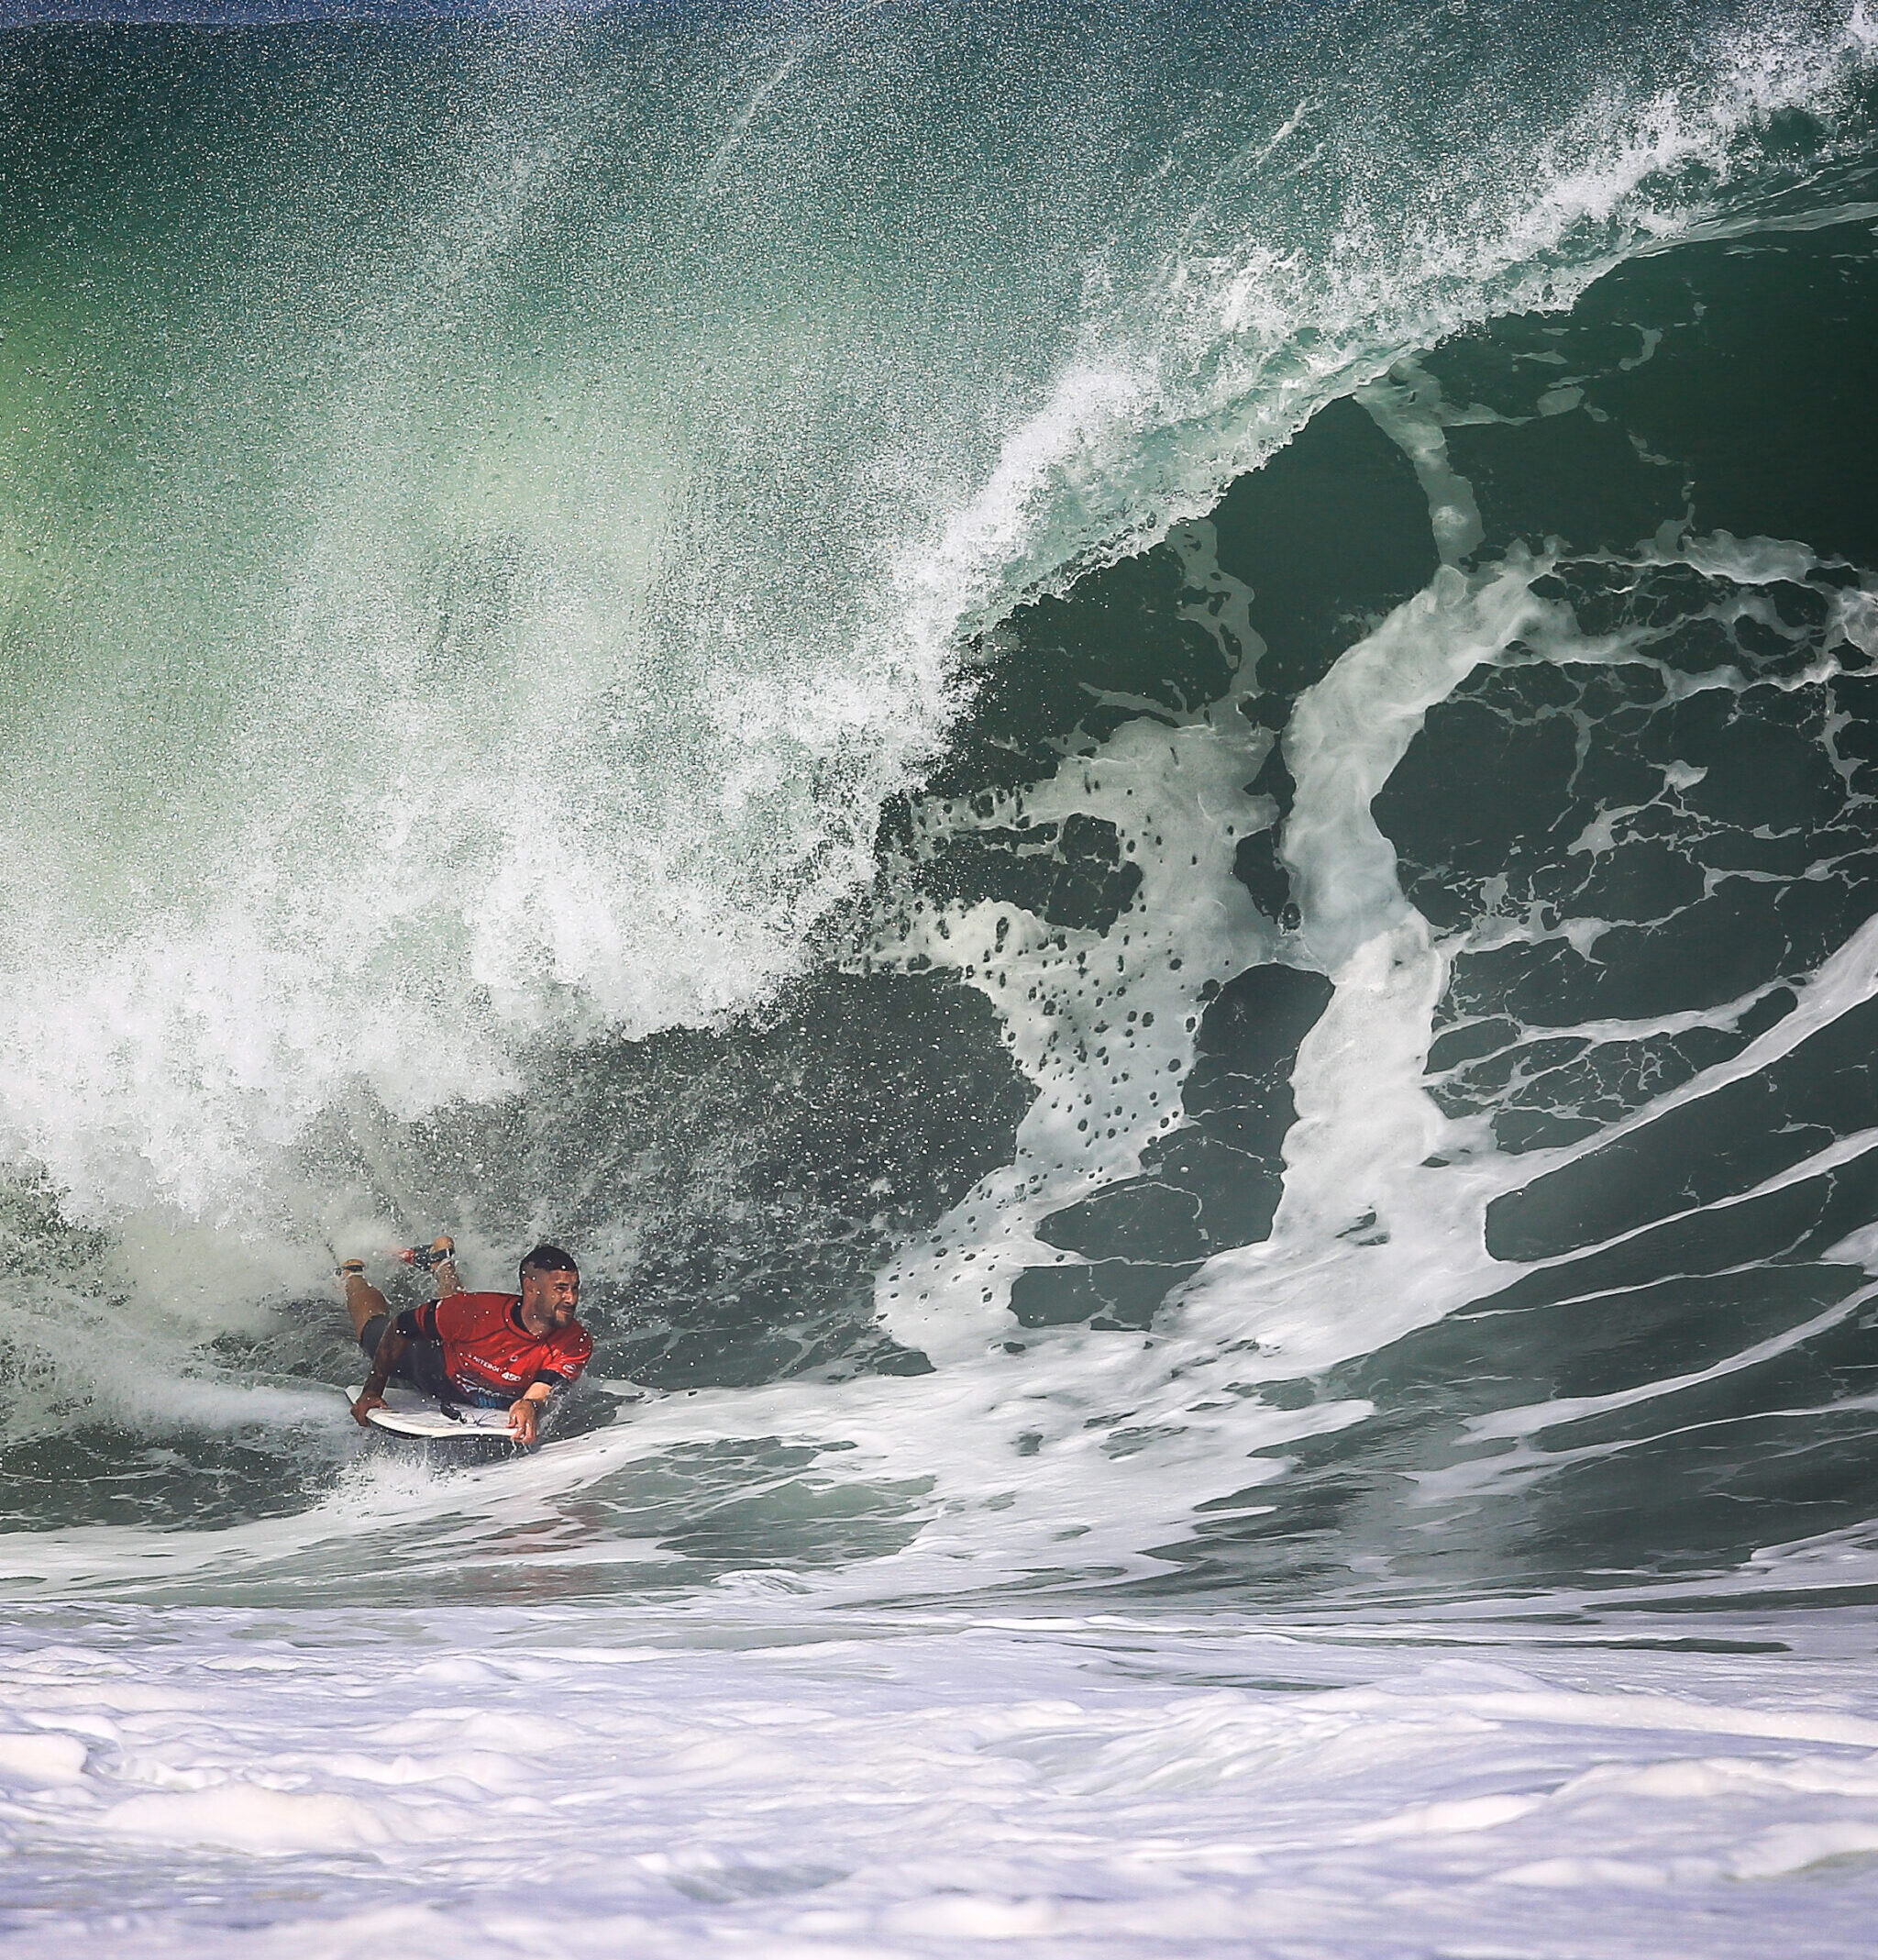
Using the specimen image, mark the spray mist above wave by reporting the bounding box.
[0,0,1870,1225]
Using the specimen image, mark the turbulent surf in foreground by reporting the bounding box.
[5,1,1878,1952]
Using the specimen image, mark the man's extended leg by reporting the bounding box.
[339,1260,390,1342]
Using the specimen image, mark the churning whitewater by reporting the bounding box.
[5,1,1878,1954]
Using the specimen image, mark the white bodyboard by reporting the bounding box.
[347,1384,520,1441]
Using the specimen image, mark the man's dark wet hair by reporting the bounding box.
[519,1243,579,1282]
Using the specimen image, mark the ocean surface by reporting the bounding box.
[5,1,1878,1951]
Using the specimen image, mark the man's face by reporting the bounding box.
[520,1266,580,1334]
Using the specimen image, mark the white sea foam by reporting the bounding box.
[6,1599,1878,1955]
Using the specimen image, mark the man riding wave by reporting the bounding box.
[341,1238,592,1445]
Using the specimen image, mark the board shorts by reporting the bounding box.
[357,1312,508,1410]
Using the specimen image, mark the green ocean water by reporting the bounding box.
[1,1,1876,1614]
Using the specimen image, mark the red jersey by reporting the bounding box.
[400,1291,592,1404]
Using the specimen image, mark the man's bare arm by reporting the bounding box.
[351,1323,407,1427]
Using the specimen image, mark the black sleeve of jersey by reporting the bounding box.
[394,1303,438,1340]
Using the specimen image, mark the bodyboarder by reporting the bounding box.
[342,1238,593,1445]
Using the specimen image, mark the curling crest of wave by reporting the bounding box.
[908,5,1875,637]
